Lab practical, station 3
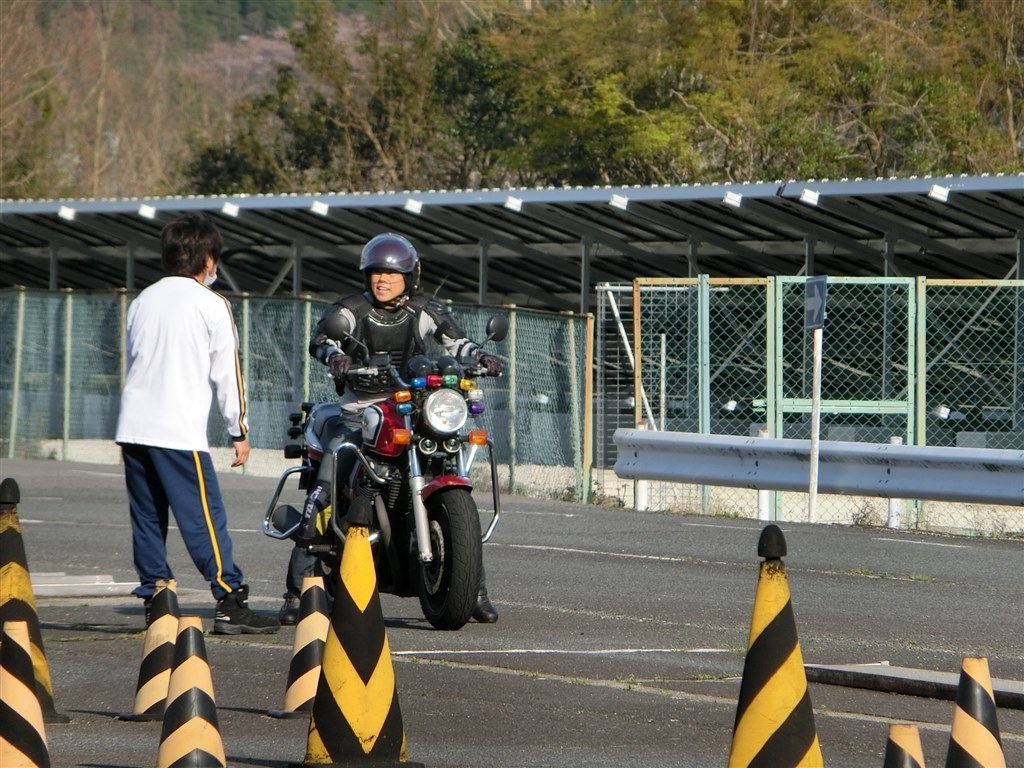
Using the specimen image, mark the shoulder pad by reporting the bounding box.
[338,292,373,318]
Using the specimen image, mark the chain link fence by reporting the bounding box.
[594,277,1023,536]
[0,288,590,503]
[4,281,1020,533]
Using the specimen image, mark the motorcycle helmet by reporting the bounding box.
[359,233,420,294]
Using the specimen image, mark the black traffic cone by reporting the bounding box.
[0,478,68,724]
[883,723,925,768]
[156,616,225,768]
[300,497,422,766]
[270,575,329,719]
[945,656,1005,768]
[728,524,823,768]
[117,580,180,721]
[0,620,50,768]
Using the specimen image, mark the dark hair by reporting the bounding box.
[160,214,222,277]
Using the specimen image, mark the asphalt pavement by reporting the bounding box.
[3,457,1022,768]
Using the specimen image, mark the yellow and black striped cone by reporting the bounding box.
[300,515,422,766]
[117,580,180,721]
[0,478,68,724]
[883,724,926,768]
[270,575,329,719]
[728,524,823,768]
[945,656,1005,768]
[0,620,50,768]
[156,616,225,768]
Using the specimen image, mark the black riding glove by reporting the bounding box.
[478,353,503,376]
[328,353,351,378]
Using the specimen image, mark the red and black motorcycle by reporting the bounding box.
[263,314,507,630]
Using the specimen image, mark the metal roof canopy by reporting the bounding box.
[1,174,1021,313]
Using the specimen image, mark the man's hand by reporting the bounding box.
[231,438,251,467]
[478,353,503,376]
[328,353,351,378]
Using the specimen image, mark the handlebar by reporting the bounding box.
[336,363,499,386]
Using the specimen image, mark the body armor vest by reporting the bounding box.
[341,293,428,394]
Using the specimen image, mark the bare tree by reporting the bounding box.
[0,0,68,197]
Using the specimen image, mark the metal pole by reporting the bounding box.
[49,245,58,291]
[566,314,583,501]
[659,334,666,431]
[507,305,517,494]
[698,274,711,514]
[119,289,128,388]
[808,326,823,523]
[302,297,312,403]
[478,241,489,306]
[7,288,26,459]
[126,244,135,290]
[62,290,73,460]
[579,237,592,315]
[581,312,595,505]
[241,294,250,475]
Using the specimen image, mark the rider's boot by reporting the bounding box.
[472,564,499,623]
[298,481,333,541]
[278,592,301,625]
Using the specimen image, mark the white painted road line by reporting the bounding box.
[871,536,969,548]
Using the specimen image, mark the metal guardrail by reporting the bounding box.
[613,429,1024,507]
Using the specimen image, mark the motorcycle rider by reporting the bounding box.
[279,232,503,625]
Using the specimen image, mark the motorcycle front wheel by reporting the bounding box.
[418,488,482,630]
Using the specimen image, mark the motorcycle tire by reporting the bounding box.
[418,488,482,630]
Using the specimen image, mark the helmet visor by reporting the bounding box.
[360,235,418,274]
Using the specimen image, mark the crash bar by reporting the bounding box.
[613,430,1023,507]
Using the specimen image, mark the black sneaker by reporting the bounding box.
[213,585,281,635]
[143,597,153,627]
[278,593,301,626]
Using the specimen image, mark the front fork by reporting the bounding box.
[324,416,502,566]
[402,413,434,563]
[407,449,434,564]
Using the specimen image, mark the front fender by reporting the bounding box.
[421,475,472,501]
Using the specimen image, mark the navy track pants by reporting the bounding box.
[122,444,244,601]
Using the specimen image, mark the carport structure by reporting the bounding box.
[1,173,1022,312]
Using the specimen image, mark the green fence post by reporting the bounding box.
[302,297,312,403]
[241,293,251,475]
[62,289,73,460]
[507,306,517,495]
[698,275,711,514]
[566,313,582,502]
[7,288,26,459]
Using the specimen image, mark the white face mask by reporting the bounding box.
[202,268,217,287]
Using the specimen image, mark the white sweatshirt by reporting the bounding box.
[115,276,248,451]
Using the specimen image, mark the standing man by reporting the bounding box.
[116,213,279,635]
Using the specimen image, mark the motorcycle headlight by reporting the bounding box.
[423,388,468,434]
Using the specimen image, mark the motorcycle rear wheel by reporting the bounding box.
[418,488,482,630]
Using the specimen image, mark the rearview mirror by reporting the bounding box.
[321,310,354,342]
[485,314,509,343]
